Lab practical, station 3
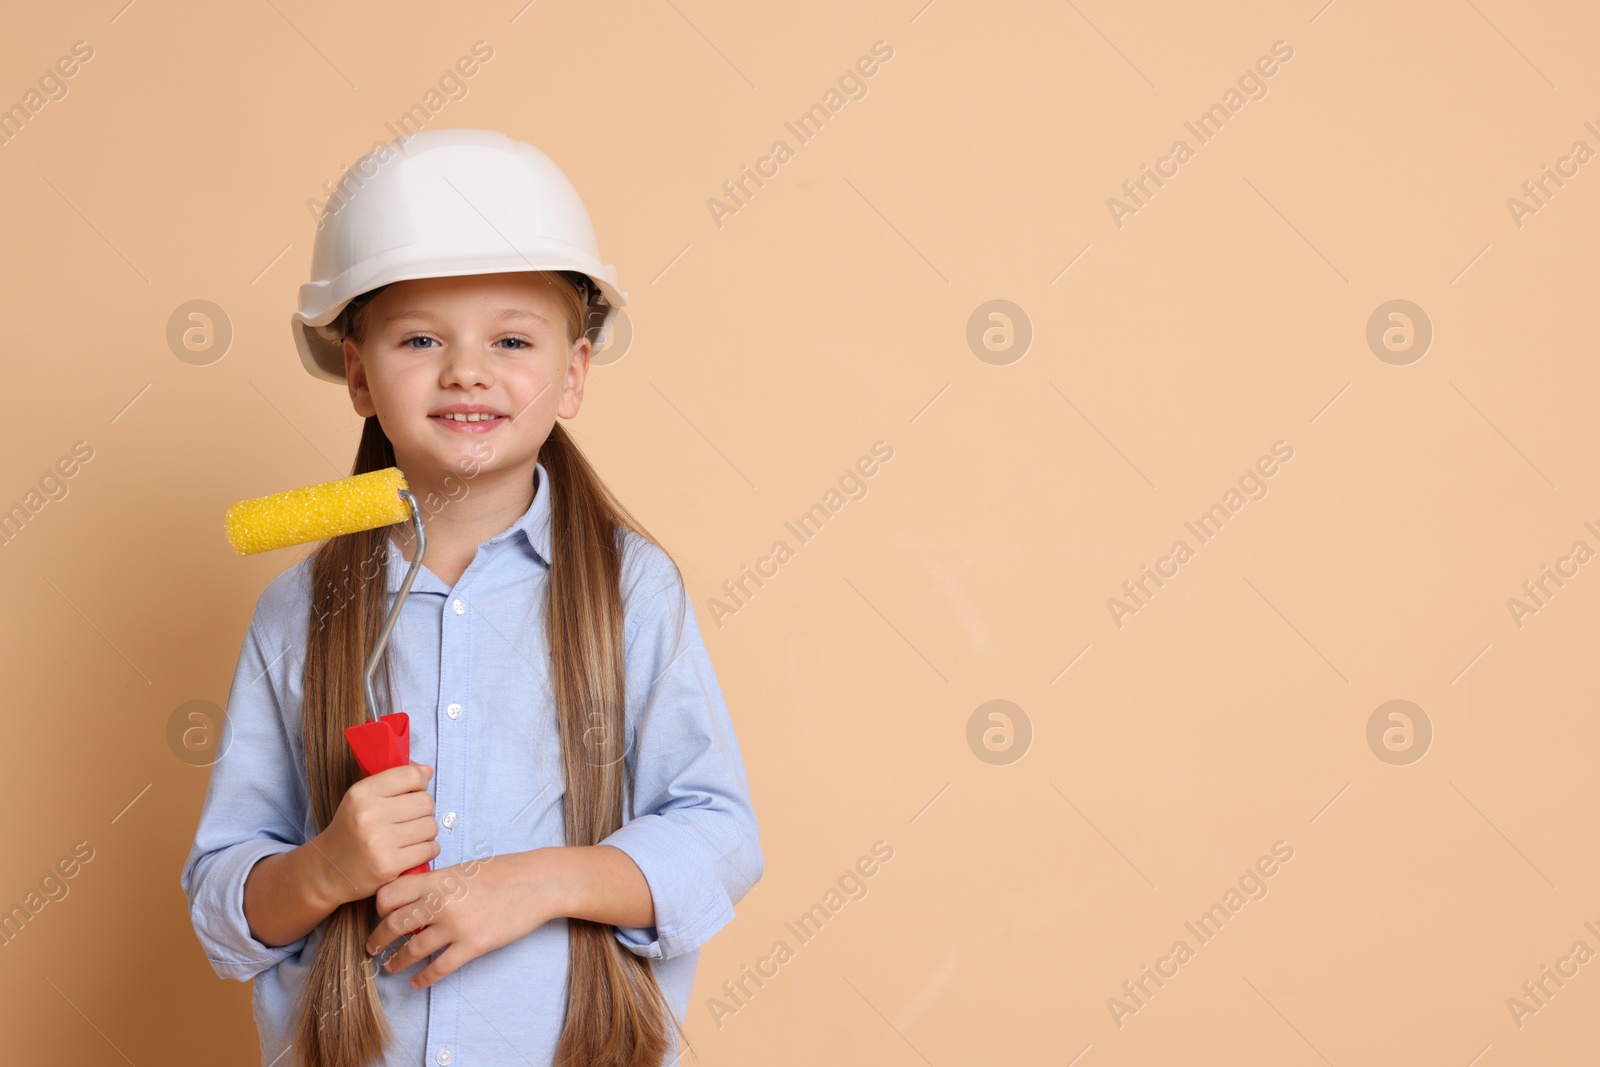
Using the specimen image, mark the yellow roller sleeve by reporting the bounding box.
[224,467,411,555]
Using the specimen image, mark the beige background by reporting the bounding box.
[2,0,1598,1063]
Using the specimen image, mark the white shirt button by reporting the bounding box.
[436,1050,453,1066]
[442,811,458,829]
[452,599,464,615]
[447,703,463,719]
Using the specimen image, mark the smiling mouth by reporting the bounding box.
[430,413,506,432]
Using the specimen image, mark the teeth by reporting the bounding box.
[439,412,499,421]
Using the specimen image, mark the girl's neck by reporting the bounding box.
[388,459,539,575]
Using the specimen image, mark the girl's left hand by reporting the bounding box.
[366,852,562,990]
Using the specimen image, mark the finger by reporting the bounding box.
[396,814,441,846]
[383,923,448,976]
[366,762,434,797]
[368,918,402,958]
[411,940,477,991]
[396,839,443,871]
[369,901,414,951]
[373,894,437,956]
[377,846,440,897]
[372,874,425,930]
[368,914,405,959]
[391,790,436,820]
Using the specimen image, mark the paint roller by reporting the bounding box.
[225,468,435,891]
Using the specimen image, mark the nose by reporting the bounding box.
[438,339,494,388]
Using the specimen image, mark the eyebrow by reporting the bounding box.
[381,308,551,327]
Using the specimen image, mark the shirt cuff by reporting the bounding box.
[185,837,307,981]
[601,817,736,961]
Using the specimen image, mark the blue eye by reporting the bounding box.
[398,335,532,350]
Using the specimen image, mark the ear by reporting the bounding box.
[556,335,592,419]
[345,337,376,418]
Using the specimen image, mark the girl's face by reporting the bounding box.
[342,272,590,483]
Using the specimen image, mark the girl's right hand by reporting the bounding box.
[315,762,440,906]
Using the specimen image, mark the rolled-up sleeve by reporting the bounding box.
[179,611,311,981]
[601,546,763,961]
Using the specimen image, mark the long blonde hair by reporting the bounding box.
[289,272,690,1067]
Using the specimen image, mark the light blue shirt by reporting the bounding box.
[181,462,763,1066]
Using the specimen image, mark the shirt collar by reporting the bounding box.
[385,461,552,595]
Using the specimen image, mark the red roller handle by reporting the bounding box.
[345,712,430,935]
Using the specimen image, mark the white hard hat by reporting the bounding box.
[292,128,627,383]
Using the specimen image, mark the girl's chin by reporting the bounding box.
[391,444,529,480]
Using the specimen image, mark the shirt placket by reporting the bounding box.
[426,590,470,1067]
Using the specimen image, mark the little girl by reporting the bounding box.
[181,129,763,1067]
